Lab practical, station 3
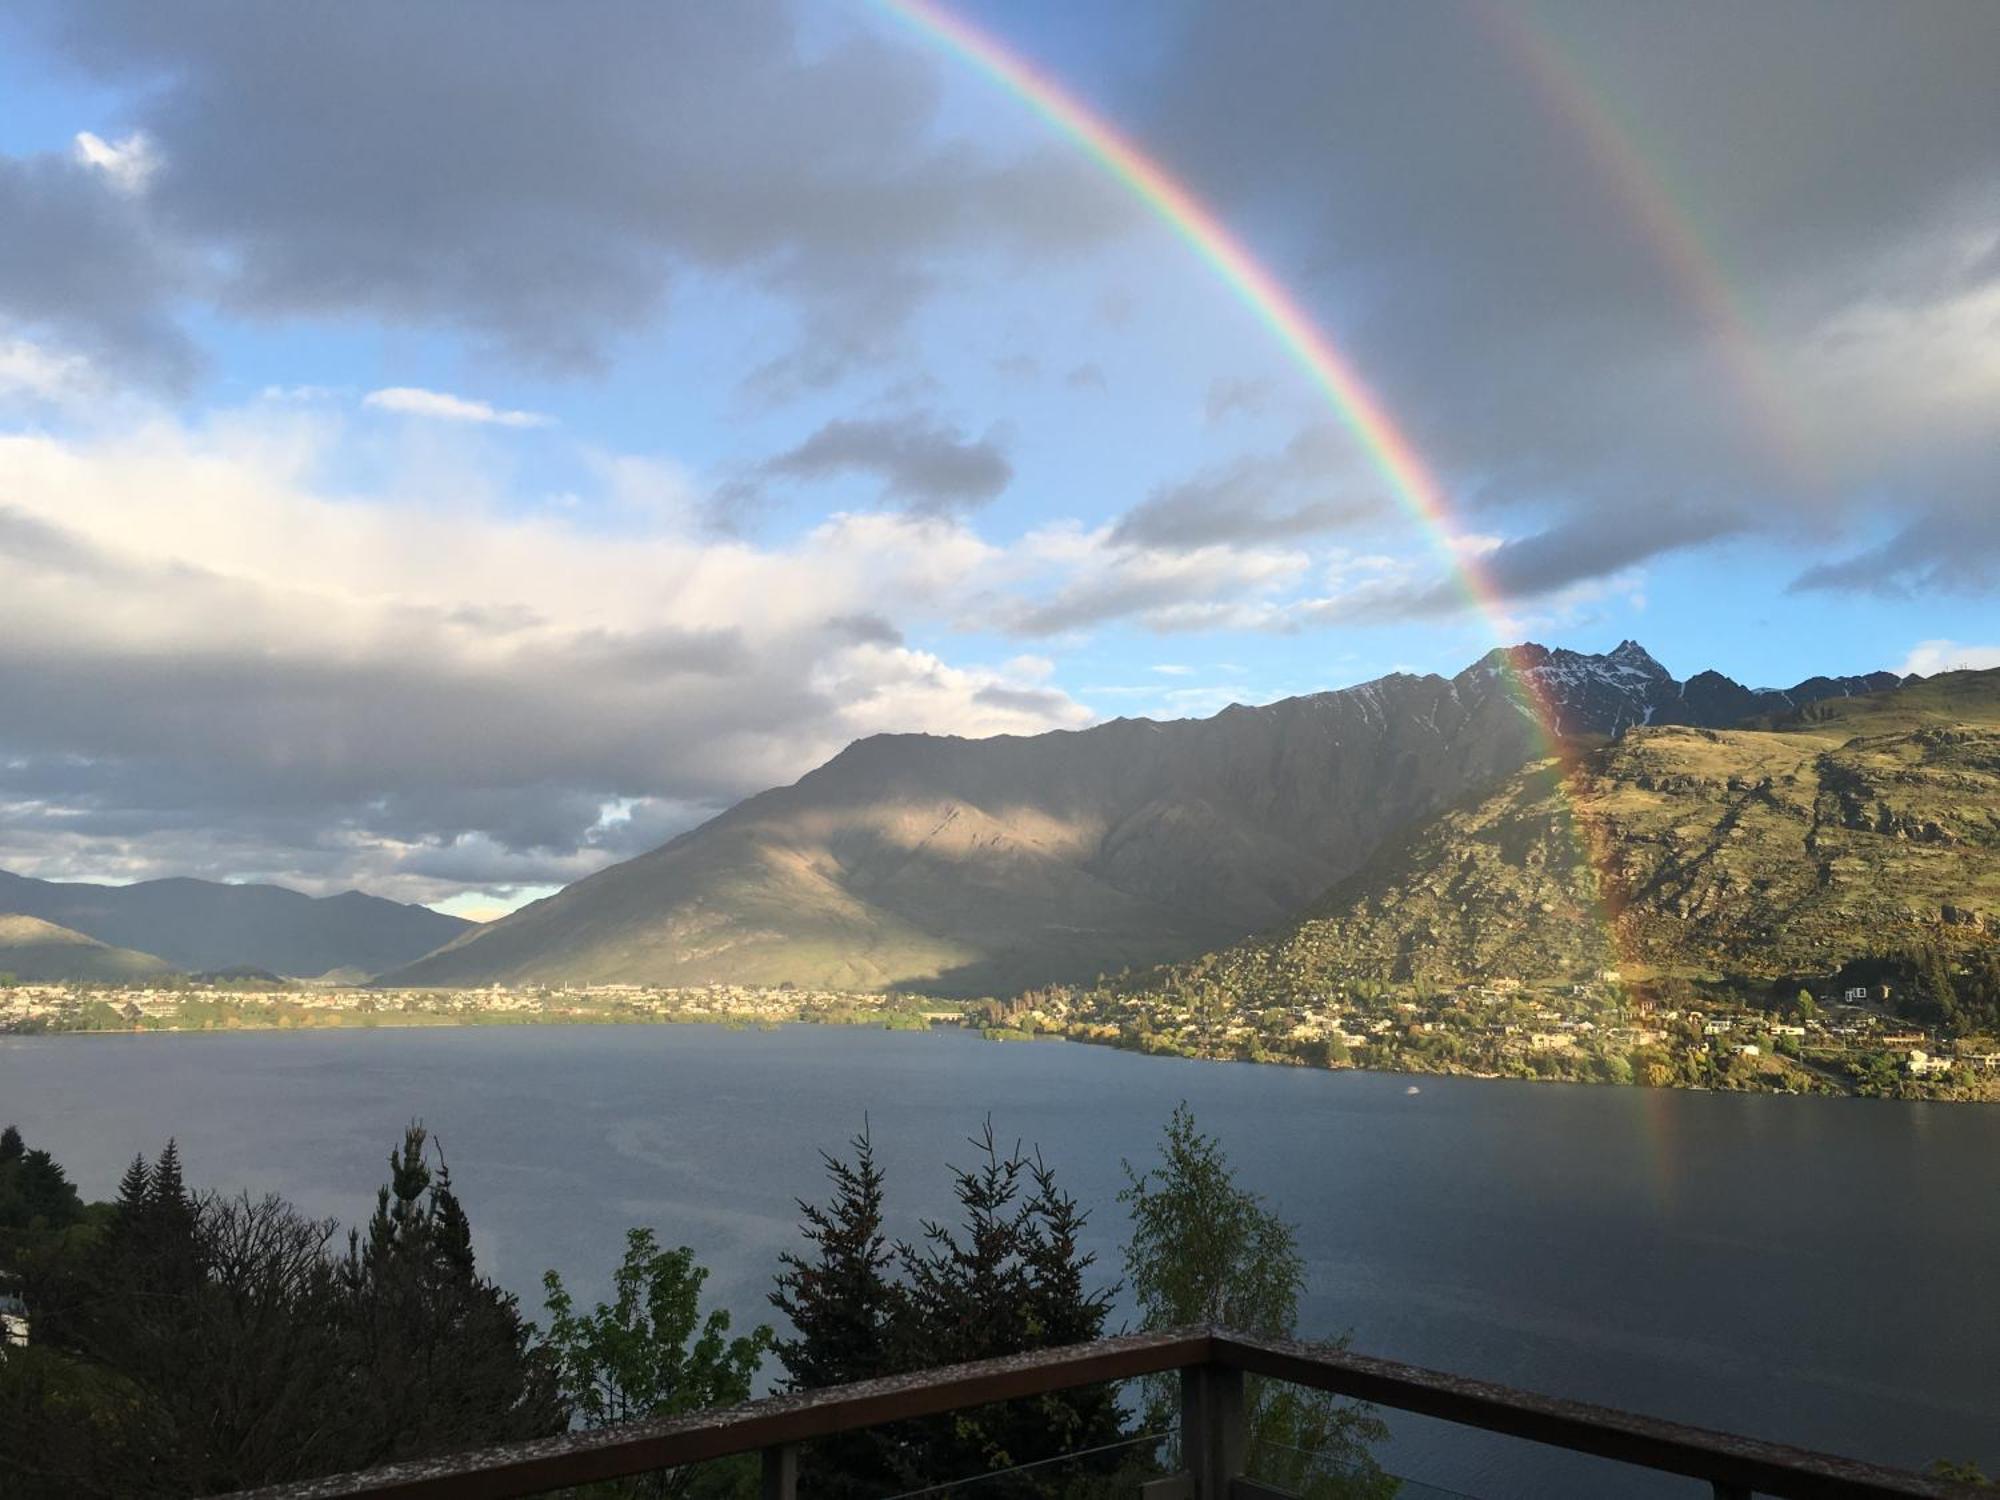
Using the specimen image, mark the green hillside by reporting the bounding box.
[0,914,175,983]
[1112,668,2000,999]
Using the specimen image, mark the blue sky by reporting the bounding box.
[0,1,1994,914]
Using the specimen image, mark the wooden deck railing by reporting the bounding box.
[229,1327,1984,1500]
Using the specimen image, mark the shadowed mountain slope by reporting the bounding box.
[391,643,1908,996]
[0,872,469,979]
[1115,669,2000,998]
[0,914,174,983]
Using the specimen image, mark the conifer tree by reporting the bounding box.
[0,1147,83,1233]
[0,1124,23,1165]
[339,1124,563,1464]
[114,1152,150,1220]
[1017,1153,1123,1465]
[895,1123,1125,1496]
[770,1127,905,1498]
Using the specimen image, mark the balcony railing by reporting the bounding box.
[229,1326,1982,1500]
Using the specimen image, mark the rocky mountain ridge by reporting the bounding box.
[1103,668,2000,1000]
[389,643,1914,995]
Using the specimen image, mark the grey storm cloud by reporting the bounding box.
[762,414,1013,515]
[972,683,1072,716]
[1397,505,1749,619]
[1790,505,2000,599]
[823,613,906,647]
[0,615,829,897]
[0,148,195,387]
[1136,0,2000,599]
[1110,423,1378,550]
[10,0,1133,378]
[1007,575,1208,638]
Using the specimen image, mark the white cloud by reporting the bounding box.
[0,404,1085,902]
[72,130,158,193]
[1899,639,2000,676]
[0,337,93,403]
[364,385,552,428]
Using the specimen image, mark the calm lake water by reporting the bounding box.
[2,1024,1994,1496]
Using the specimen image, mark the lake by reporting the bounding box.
[1,1024,1993,1496]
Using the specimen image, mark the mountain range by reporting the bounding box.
[0,871,470,980]
[388,642,1917,995]
[1113,667,2000,1002]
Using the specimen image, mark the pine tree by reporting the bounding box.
[895,1124,1127,1497]
[339,1124,563,1465]
[0,1146,83,1233]
[900,1123,1032,1371]
[114,1152,151,1221]
[1014,1152,1125,1486]
[0,1124,23,1165]
[770,1127,905,1499]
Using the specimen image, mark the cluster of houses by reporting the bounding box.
[1034,970,1994,1083]
[0,978,914,1031]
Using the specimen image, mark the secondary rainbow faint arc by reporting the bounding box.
[1479,3,1816,487]
[875,0,1636,973]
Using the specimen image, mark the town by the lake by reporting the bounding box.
[7,970,1992,1102]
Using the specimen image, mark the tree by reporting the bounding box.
[339,1124,564,1465]
[543,1228,771,1499]
[1928,1458,1991,1486]
[0,1124,22,1164]
[772,1128,898,1390]
[770,1128,906,1499]
[772,1124,1128,1499]
[1120,1106,1395,1499]
[0,1147,83,1233]
[895,1124,1126,1495]
[4,1149,351,1497]
[1120,1105,1304,1337]
[4,1130,571,1498]
[53,1141,207,1382]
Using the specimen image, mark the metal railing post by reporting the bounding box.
[1180,1360,1247,1499]
[760,1442,797,1500]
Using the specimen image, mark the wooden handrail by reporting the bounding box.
[231,1329,1213,1499]
[1212,1332,1975,1500]
[227,1325,1983,1500]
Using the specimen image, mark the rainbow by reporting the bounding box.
[875,0,1635,975]
[1478,3,1816,487]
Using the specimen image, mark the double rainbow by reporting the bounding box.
[877,0,1635,976]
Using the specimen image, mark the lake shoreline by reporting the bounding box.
[12,1008,1998,1105]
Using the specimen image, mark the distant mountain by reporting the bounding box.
[391,642,1911,996]
[1111,668,2000,998]
[0,873,469,979]
[0,914,173,984]
[1491,639,1907,735]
